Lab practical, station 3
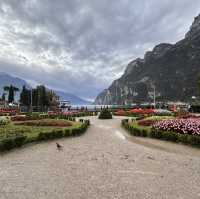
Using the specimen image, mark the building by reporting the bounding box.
[59,100,71,112]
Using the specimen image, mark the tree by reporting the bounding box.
[4,85,19,103]
[3,86,9,98]
[37,85,48,110]
[20,85,31,106]
[46,90,59,111]
[1,93,6,101]
[19,84,59,112]
[31,85,50,111]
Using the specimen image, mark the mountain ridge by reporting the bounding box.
[94,14,200,105]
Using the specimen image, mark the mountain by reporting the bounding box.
[55,90,91,105]
[95,14,200,105]
[0,72,30,99]
[0,73,91,105]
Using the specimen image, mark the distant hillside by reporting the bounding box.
[0,72,91,105]
[95,14,200,105]
[0,72,30,100]
[55,90,91,105]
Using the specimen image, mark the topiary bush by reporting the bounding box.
[98,109,112,119]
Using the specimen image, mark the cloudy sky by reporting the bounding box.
[0,0,200,100]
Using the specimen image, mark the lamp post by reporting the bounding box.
[30,88,33,112]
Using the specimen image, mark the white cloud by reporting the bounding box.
[0,0,199,99]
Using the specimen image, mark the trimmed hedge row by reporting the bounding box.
[0,119,90,152]
[0,134,27,151]
[121,119,200,147]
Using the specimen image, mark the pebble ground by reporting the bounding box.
[0,116,200,199]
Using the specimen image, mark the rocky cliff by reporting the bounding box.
[95,14,200,105]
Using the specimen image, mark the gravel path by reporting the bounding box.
[0,116,200,199]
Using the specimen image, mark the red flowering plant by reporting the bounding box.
[0,108,18,116]
[115,110,127,116]
[128,108,155,116]
[11,115,27,121]
[138,119,157,126]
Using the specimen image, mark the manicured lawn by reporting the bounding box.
[0,119,89,151]
[1,122,82,141]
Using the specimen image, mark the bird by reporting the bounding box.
[56,142,63,150]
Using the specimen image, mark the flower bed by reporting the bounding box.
[153,119,200,136]
[138,119,157,126]
[128,108,155,115]
[14,119,73,127]
[0,108,19,116]
[11,115,27,121]
[115,110,127,116]
[121,119,200,147]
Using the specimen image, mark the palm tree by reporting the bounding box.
[3,86,9,101]
[4,85,19,103]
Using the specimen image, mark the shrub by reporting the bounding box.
[38,131,53,140]
[0,137,15,150]
[0,116,10,125]
[190,104,200,113]
[64,129,71,136]
[14,134,27,147]
[99,109,112,119]
[0,134,27,151]
[71,128,81,136]
[38,130,64,140]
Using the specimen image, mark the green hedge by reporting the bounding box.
[121,119,200,147]
[37,120,90,141]
[0,134,27,151]
[0,120,90,152]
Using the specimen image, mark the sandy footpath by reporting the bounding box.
[0,116,200,199]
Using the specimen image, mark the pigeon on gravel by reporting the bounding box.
[56,143,63,150]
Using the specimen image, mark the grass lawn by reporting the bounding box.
[0,119,85,151]
[0,120,81,142]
